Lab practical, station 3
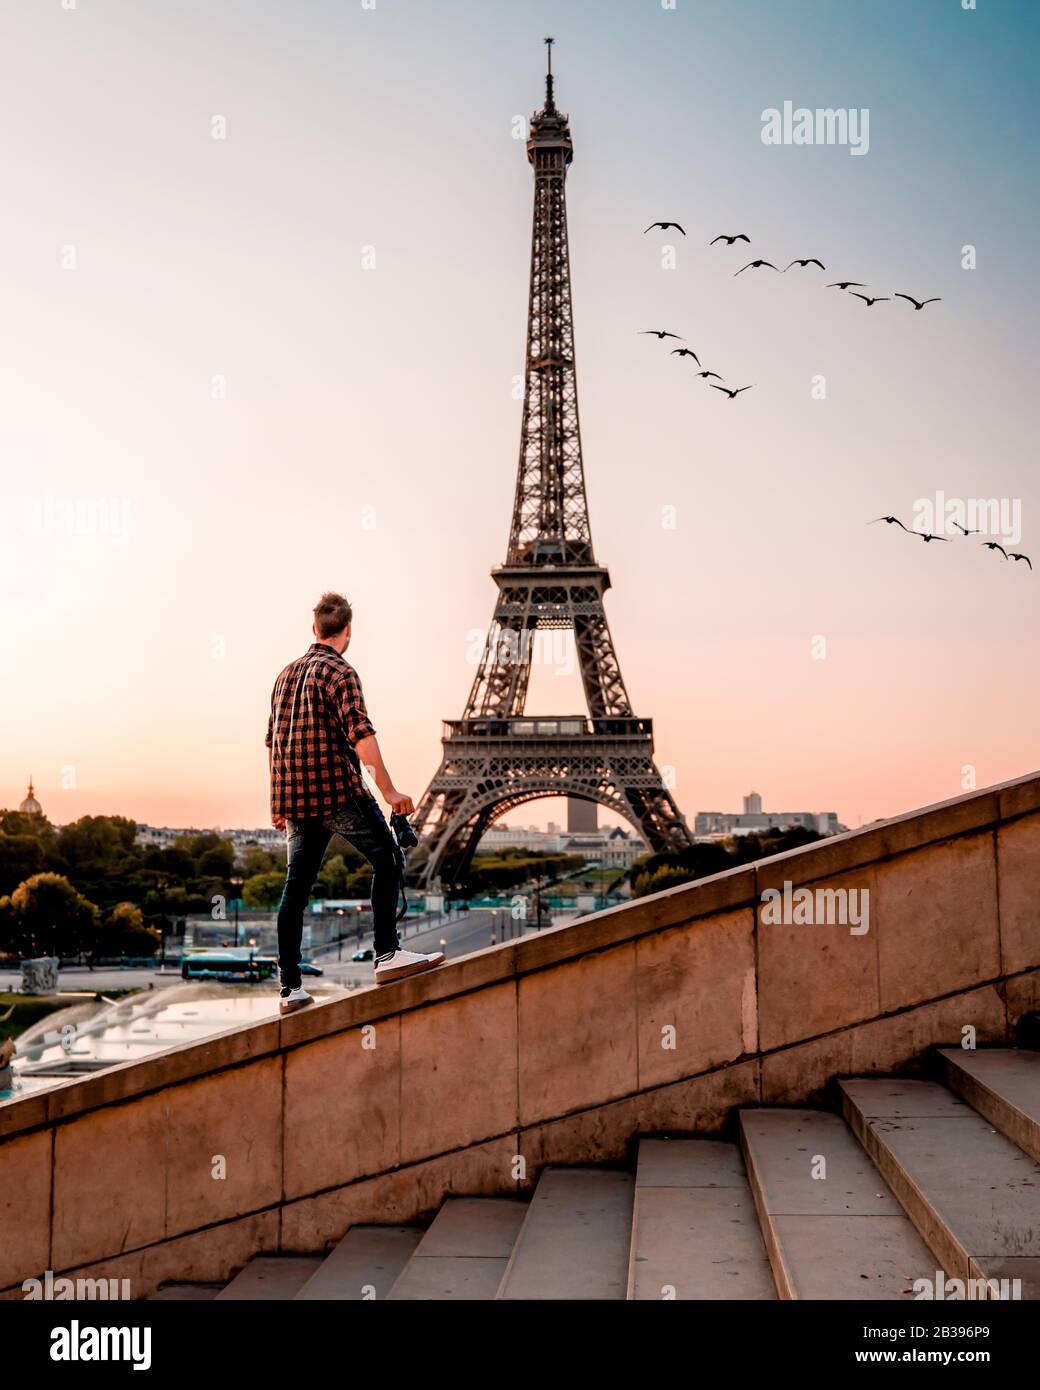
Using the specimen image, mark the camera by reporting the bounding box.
[390,812,418,850]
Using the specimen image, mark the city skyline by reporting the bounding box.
[3,0,1037,835]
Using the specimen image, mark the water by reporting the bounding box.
[5,991,286,1100]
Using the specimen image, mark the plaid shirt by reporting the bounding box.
[266,643,376,819]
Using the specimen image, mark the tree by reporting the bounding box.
[154,846,195,880]
[0,808,57,846]
[0,834,46,896]
[96,901,160,958]
[198,845,235,880]
[6,873,99,957]
[0,895,16,959]
[629,828,826,898]
[315,853,349,899]
[632,865,698,898]
[241,843,283,878]
[58,815,138,874]
[242,871,285,908]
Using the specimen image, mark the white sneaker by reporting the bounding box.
[279,985,314,1016]
[374,949,445,986]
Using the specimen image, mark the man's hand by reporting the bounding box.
[356,734,413,817]
[272,814,286,832]
[385,790,414,816]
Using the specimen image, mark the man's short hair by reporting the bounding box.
[313,592,353,638]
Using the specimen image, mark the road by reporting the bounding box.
[312,907,563,987]
[0,909,569,998]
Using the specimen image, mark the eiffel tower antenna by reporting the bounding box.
[410,45,693,891]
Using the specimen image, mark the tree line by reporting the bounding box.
[628,825,826,898]
[0,807,376,961]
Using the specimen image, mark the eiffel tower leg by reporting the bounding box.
[573,605,631,718]
[463,605,534,719]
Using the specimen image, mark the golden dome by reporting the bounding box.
[18,777,42,815]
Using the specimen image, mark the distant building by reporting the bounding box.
[694,793,845,840]
[567,798,598,833]
[135,824,285,855]
[477,823,564,853]
[563,826,646,869]
[18,777,43,816]
[478,821,646,868]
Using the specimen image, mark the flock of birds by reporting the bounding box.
[870,516,1031,572]
[639,223,1027,578]
[639,223,942,402]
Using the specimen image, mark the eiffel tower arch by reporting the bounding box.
[409,41,693,891]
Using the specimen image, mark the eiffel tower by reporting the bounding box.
[410,40,693,891]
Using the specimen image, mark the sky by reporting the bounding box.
[1,0,1037,834]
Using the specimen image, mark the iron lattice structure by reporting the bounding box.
[409,45,692,890]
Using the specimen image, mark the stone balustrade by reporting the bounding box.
[1,772,1037,1298]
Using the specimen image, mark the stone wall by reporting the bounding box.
[1,773,1037,1298]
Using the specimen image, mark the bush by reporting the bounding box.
[242,870,285,908]
[94,901,161,958]
[1,872,99,957]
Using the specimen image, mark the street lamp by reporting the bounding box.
[490,909,498,946]
[229,877,244,947]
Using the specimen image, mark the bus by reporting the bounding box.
[180,949,278,983]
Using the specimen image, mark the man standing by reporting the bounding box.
[267,592,443,1013]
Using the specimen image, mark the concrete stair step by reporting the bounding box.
[148,1283,224,1301]
[386,1198,526,1300]
[296,1226,423,1301]
[938,1048,1040,1164]
[739,1109,940,1299]
[840,1078,1040,1298]
[215,1254,324,1301]
[496,1168,634,1301]
[628,1138,776,1300]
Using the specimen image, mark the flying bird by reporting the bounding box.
[710,233,750,246]
[895,294,942,311]
[644,221,686,235]
[850,294,889,307]
[694,370,723,380]
[951,522,981,536]
[710,384,754,399]
[918,532,951,543]
[734,260,779,276]
[827,281,866,290]
[982,542,1009,559]
[640,330,683,340]
[1009,552,1033,570]
[869,516,912,532]
[785,258,825,271]
[670,347,701,363]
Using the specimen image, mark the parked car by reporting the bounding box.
[351,948,374,962]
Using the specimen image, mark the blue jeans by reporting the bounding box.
[277,795,401,989]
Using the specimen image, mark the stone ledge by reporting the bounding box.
[0,770,1035,1147]
[5,962,1029,1297]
